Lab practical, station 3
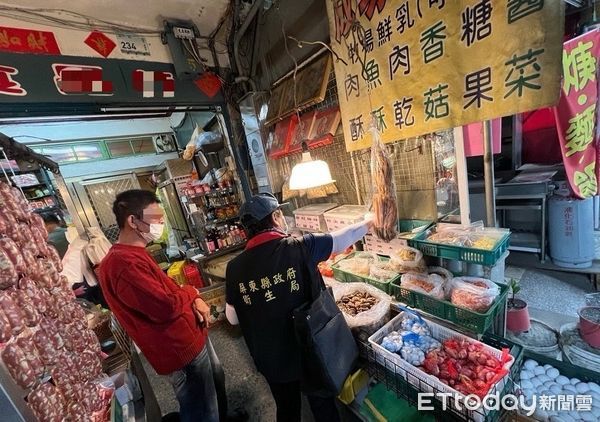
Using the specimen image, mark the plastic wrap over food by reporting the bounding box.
[2,341,37,388]
[0,237,25,274]
[0,291,25,335]
[426,266,453,297]
[370,128,398,242]
[11,287,41,327]
[0,307,12,342]
[27,382,67,422]
[400,272,445,300]
[33,327,60,365]
[45,245,63,273]
[380,312,442,366]
[0,247,17,289]
[29,213,49,240]
[18,277,48,313]
[332,282,391,330]
[369,260,399,281]
[390,246,425,273]
[17,334,45,378]
[450,277,500,313]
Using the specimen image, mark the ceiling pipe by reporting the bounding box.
[234,76,257,92]
[233,0,264,83]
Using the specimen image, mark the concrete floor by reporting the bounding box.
[141,323,318,421]
[513,267,594,317]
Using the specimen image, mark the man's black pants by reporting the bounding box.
[267,380,341,422]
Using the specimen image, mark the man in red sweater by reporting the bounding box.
[99,190,218,422]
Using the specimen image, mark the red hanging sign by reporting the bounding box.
[194,72,221,98]
[553,29,600,199]
[84,31,116,58]
[0,26,61,55]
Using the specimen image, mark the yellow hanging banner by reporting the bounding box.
[325,0,564,151]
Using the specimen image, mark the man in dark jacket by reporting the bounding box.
[225,193,372,422]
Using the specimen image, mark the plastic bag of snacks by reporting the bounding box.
[337,256,371,276]
[390,246,425,273]
[400,273,445,300]
[428,266,453,297]
[369,260,398,281]
[450,277,499,313]
[332,282,391,332]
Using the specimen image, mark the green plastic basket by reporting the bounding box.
[482,333,600,388]
[389,280,509,334]
[331,252,399,294]
[411,229,510,266]
[397,219,433,243]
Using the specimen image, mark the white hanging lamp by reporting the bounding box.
[289,142,335,190]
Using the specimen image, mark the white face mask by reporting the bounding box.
[139,223,164,243]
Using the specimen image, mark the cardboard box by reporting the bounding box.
[199,284,226,325]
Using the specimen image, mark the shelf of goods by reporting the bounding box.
[0,181,114,421]
[5,171,62,215]
[329,250,508,335]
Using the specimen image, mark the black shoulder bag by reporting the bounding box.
[292,243,358,397]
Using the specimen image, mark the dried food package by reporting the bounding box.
[449,277,500,313]
[370,128,398,242]
[390,246,426,273]
[401,273,445,300]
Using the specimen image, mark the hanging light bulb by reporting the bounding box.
[289,142,335,190]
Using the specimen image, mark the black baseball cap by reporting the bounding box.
[240,193,287,223]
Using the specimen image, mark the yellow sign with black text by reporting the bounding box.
[326,0,564,151]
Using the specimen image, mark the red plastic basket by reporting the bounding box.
[184,263,204,289]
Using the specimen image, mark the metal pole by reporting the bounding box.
[483,120,496,227]
[452,127,471,226]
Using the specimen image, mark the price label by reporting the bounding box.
[117,34,150,56]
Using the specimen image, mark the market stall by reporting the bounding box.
[0,142,118,421]
[229,0,600,420]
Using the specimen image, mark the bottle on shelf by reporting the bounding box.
[204,230,215,254]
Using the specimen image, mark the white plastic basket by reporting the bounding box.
[293,203,338,232]
[368,311,514,422]
[364,234,409,256]
[324,205,367,232]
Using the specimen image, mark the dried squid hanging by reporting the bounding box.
[370,128,398,242]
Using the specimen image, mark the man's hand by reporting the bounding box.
[193,298,211,329]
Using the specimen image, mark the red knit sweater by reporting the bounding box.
[99,243,206,375]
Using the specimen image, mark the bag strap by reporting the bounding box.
[298,239,326,301]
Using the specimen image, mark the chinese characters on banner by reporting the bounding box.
[0,26,61,55]
[325,0,564,151]
[552,29,600,199]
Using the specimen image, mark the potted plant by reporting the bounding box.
[506,278,531,333]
